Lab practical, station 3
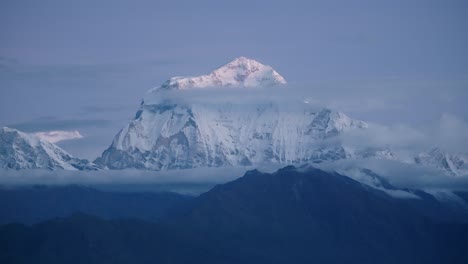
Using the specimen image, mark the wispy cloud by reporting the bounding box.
[335,113,468,155]
[316,159,468,191]
[34,130,83,143]
[0,167,254,195]
[0,160,467,195]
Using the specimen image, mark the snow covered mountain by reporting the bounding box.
[95,57,467,175]
[0,127,99,170]
[415,148,467,176]
[96,57,368,170]
[151,56,286,91]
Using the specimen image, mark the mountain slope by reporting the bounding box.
[97,104,367,170]
[0,127,98,170]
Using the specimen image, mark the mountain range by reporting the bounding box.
[0,57,466,177]
[94,57,467,175]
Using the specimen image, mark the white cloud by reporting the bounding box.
[430,113,468,153]
[34,130,84,143]
[1,160,467,196]
[315,159,468,191]
[326,112,468,160]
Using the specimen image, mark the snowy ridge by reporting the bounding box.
[0,127,99,170]
[150,57,286,92]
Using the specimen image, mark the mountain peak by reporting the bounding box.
[0,127,99,171]
[153,56,286,91]
[224,56,264,68]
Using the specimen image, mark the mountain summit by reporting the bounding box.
[0,127,98,170]
[154,56,286,91]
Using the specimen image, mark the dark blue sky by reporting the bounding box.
[0,0,467,159]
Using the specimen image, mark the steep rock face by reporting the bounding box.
[0,127,98,170]
[97,104,367,170]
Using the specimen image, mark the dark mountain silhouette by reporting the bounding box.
[0,185,192,225]
[1,166,467,263]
